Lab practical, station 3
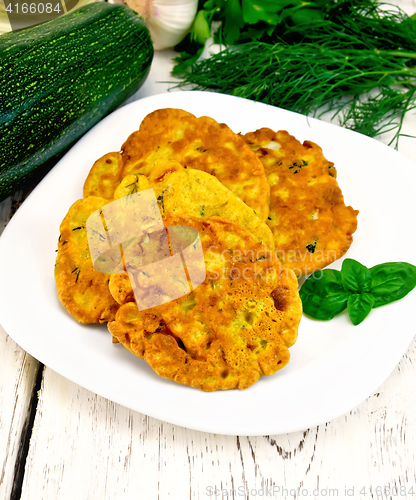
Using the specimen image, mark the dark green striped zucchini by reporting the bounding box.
[0,2,153,202]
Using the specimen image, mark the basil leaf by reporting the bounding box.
[341,258,372,292]
[300,269,350,320]
[347,293,375,326]
[370,262,416,308]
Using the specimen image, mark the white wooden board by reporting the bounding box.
[20,338,416,499]
[1,0,416,496]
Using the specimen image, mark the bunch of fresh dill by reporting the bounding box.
[173,0,416,145]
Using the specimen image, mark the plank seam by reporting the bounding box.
[10,363,44,500]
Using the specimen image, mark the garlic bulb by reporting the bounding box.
[123,0,198,50]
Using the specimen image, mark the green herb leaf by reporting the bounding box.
[291,8,324,26]
[341,258,372,293]
[370,262,416,308]
[191,10,212,44]
[222,0,244,44]
[172,36,205,76]
[202,0,218,10]
[241,0,281,25]
[347,293,375,325]
[299,258,416,325]
[299,269,350,320]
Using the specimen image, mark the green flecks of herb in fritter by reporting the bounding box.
[306,239,318,253]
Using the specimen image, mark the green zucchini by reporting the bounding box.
[0,2,153,202]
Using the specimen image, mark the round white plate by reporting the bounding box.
[0,91,415,436]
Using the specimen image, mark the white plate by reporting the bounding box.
[0,91,415,436]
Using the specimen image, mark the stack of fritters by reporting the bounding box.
[84,108,270,221]
[108,214,302,391]
[55,108,358,391]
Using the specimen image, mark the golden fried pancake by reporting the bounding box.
[83,152,124,200]
[108,214,302,391]
[84,108,270,220]
[55,197,120,324]
[113,161,274,248]
[242,129,358,276]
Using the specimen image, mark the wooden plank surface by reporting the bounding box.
[1,1,416,498]
[0,325,40,500]
[18,336,416,499]
[0,187,42,500]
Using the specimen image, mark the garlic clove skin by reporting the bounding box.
[123,0,198,51]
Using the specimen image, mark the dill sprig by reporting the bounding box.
[174,0,416,143]
[339,87,416,145]
[174,42,416,144]
[280,1,416,52]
